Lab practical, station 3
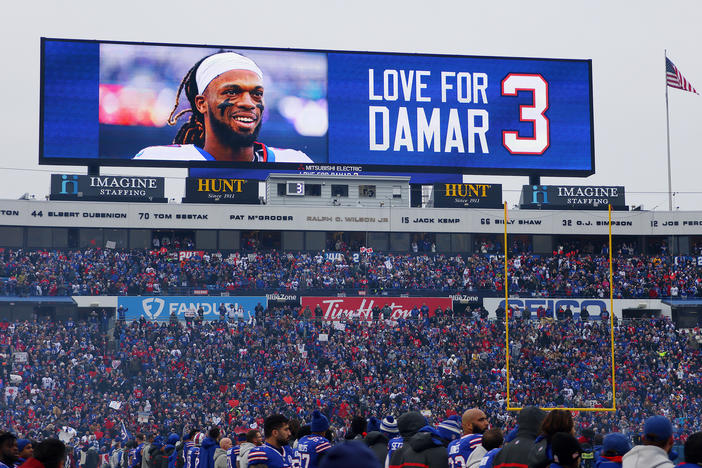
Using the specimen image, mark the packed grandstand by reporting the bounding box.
[1,305,701,467]
[2,245,701,298]
[3,196,702,468]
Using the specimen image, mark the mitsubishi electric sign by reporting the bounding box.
[118,296,266,321]
[520,185,626,210]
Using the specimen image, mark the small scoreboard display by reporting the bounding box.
[286,182,305,196]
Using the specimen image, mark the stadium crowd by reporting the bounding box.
[1,247,702,298]
[0,312,700,464]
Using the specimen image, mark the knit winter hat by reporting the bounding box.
[380,416,399,435]
[436,418,462,442]
[311,410,330,433]
[17,439,31,452]
[602,433,631,456]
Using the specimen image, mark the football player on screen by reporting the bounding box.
[134,52,312,163]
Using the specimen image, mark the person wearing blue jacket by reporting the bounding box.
[197,428,220,468]
[164,434,181,468]
[595,433,630,468]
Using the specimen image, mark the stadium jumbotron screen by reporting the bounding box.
[40,38,594,176]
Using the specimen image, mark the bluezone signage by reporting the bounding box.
[117,296,266,321]
[40,38,593,176]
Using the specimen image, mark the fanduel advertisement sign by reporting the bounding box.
[50,174,166,202]
[183,178,260,204]
[300,297,451,321]
[118,296,266,321]
[433,183,502,208]
[520,185,626,210]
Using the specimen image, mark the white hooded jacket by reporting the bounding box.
[622,445,674,468]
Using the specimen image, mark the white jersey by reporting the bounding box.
[133,143,312,163]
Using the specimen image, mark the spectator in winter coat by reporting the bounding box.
[147,437,163,468]
[528,410,574,468]
[345,416,367,441]
[212,439,231,468]
[550,433,582,468]
[385,411,426,468]
[196,428,220,468]
[622,416,675,468]
[388,425,449,468]
[491,406,546,468]
[364,417,388,465]
[161,434,180,468]
[365,432,388,466]
[141,436,153,468]
[109,442,123,468]
[82,444,99,468]
[235,430,261,468]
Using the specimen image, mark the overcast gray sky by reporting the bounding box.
[1,0,700,209]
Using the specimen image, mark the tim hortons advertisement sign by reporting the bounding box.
[300,297,451,321]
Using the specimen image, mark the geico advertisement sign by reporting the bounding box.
[483,297,666,319]
[300,297,451,321]
[118,296,266,321]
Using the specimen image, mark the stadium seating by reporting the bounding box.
[1,248,700,298]
[1,315,699,445]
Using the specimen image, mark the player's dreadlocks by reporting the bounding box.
[167,55,211,147]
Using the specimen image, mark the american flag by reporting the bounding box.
[666,57,698,94]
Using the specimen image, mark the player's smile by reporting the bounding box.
[229,110,260,132]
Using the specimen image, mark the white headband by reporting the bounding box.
[195,52,264,94]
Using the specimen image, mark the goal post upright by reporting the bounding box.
[609,204,617,411]
[505,204,617,412]
[504,202,512,410]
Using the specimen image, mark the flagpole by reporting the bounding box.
[665,49,673,211]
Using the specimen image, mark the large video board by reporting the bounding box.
[40,38,594,176]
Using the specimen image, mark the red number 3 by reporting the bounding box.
[501,73,550,154]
